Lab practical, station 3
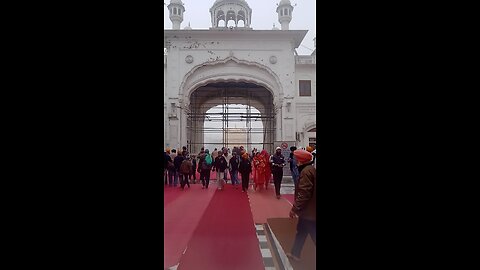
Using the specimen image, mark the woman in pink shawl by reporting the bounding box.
[253,150,271,191]
[252,152,263,190]
[261,150,271,190]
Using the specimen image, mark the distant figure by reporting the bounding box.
[190,155,197,183]
[289,146,300,198]
[179,154,192,189]
[223,149,231,182]
[229,151,240,189]
[238,152,252,192]
[252,152,264,191]
[286,149,316,262]
[198,149,213,189]
[212,151,228,190]
[165,149,175,186]
[167,149,177,187]
[212,148,219,160]
[270,147,286,199]
[173,150,185,188]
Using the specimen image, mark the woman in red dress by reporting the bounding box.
[253,152,263,190]
[260,150,271,190]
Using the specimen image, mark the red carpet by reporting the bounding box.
[177,185,264,270]
[164,185,217,269]
[163,186,185,207]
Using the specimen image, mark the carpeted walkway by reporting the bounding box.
[248,186,292,224]
[164,186,185,207]
[177,184,265,270]
[164,185,217,269]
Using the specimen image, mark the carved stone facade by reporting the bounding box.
[164,0,316,150]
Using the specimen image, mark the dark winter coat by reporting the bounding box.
[213,155,228,172]
[174,155,185,172]
[238,159,252,174]
[291,161,316,221]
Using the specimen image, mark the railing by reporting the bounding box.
[295,55,316,64]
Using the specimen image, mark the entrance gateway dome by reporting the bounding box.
[210,0,252,29]
[164,0,316,153]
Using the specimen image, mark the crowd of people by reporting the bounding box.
[162,144,316,199]
[162,143,317,263]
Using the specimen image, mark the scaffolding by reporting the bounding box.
[187,82,276,154]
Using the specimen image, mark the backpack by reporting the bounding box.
[205,154,212,165]
[167,160,175,170]
[180,160,191,174]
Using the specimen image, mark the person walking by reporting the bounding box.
[198,149,213,189]
[166,151,176,187]
[286,149,316,262]
[270,147,286,199]
[229,151,240,189]
[173,150,185,188]
[223,148,231,183]
[238,152,252,192]
[252,152,263,191]
[190,155,197,183]
[261,150,271,190]
[164,150,170,185]
[212,148,218,160]
[289,146,300,198]
[180,155,192,189]
[212,151,228,191]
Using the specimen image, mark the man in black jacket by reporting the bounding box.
[173,152,185,188]
[270,147,286,199]
[212,153,228,190]
[229,152,240,189]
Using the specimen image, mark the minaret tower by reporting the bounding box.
[168,0,185,30]
[276,0,294,30]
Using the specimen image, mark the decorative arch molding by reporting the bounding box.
[302,115,316,132]
[180,56,284,105]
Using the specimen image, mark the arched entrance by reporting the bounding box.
[187,82,276,154]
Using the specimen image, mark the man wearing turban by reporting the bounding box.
[286,149,316,262]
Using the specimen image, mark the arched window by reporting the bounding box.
[216,10,225,27]
[174,7,177,15]
[285,9,288,16]
[280,9,283,16]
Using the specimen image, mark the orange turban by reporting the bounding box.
[242,153,248,159]
[166,147,171,153]
[294,149,313,164]
[306,146,314,152]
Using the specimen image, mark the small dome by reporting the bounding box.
[279,0,291,5]
[184,22,192,30]
[170,0,183,4]
[213,0,249,7]
[272,24,279,30]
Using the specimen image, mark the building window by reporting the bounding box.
[280,9,283,16]
[299,80,311,96]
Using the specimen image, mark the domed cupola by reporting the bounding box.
[168,0,185,30]
[210,0,252,29]
[276,0,294,30]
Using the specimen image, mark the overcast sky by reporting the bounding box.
[164,0,316,55]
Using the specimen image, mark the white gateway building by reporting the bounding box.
[164,0,316,154]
